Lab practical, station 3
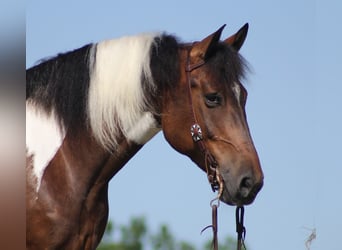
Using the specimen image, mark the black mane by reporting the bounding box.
[26,44,94,131]
[149,34,180,91]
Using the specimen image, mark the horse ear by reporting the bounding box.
[190,24,226,61]
[224,23,249,51]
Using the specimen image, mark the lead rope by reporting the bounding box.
[211,202,219,250]
[202,202,247,250]
[201,198,220,250]
[236,206,247,250]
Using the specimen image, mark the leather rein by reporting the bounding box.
[184,45,246,250]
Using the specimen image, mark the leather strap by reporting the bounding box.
[236,206,246,250]
[184,45,222,193]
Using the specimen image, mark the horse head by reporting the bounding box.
[161,24,263,205]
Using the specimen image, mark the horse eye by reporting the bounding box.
[205,93,222,108]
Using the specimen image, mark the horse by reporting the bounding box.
[26,24,263,249]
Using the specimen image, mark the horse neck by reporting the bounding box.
[59,128,143,194]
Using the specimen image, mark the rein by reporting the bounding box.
[184,45,247,250]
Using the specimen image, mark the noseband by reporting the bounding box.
[184,45,224,196]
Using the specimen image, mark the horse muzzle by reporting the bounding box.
[218,160,264,206]
[220,175,263,205]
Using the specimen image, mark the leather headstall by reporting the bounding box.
[184,45,223,195]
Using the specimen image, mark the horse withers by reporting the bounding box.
[26,24,263,249]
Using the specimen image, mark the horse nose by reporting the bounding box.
[238,174,263,202]
[239,176,253,198]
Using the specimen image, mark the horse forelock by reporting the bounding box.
[207,42,249,86]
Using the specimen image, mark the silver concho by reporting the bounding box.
[190,124,203,142]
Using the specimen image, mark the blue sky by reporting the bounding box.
[26,1,342,249]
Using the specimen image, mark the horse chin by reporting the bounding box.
[219,186,238,206]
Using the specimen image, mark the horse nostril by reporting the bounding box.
[239,177,253,198]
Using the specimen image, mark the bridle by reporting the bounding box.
[184,45,224,196]
[184,44,246,250]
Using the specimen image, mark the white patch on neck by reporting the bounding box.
[26,102,65,192]
[232,82,241,105]
[126,112,161,145]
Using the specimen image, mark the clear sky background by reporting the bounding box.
[26,1,342,249]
